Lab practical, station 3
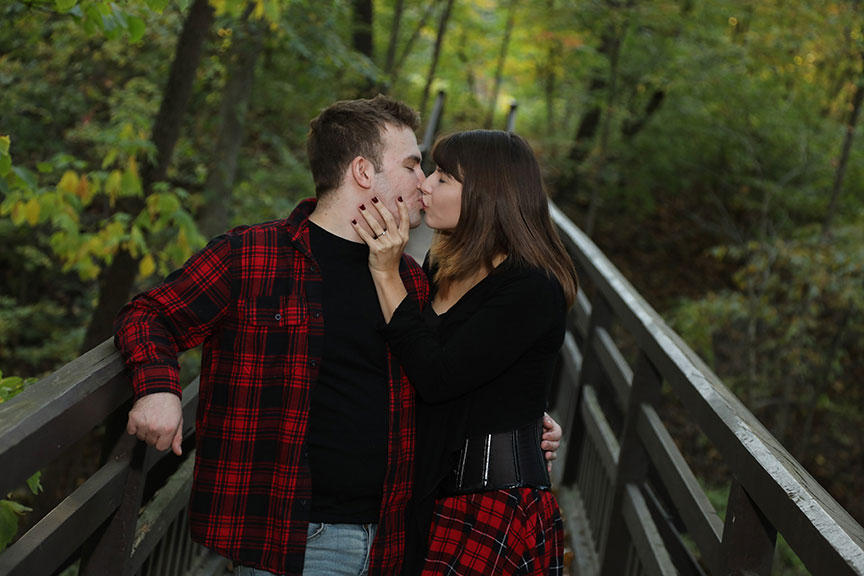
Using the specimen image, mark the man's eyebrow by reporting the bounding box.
[404,154,422,165]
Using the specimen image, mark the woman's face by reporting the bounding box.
[420,167,462,230]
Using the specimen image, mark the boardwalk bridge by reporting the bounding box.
[1,94,863,576]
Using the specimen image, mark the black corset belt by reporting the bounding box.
[440,417,551,496]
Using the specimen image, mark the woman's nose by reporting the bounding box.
[420,174,433,193]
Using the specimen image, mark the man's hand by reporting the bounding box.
[126,392,184,456]
[542,413,563,473]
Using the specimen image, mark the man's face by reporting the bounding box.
[371,125,424,228]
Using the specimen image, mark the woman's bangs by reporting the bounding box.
[431,135,463,182]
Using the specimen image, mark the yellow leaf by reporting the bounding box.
[58,171,79,195]
[139,254,156,278]
[76,174,91,202]
[106,170,122,207]
[24,198,41,225]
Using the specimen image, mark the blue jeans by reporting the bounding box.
[235,522,377,576]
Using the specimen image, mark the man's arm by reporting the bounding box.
[116,235,233,454]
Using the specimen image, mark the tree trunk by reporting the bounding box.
[823,58,864,240]
[584,29,622,237]
[197,19,264,239]
[352,0,373,58]
[80,0,214,353]
[484,0,517,129]
[419,0,455,120]
[391,0,440,85]
[384,0,405,75]
[542,0,561,141]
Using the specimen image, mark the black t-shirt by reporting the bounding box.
[307,222,389,523]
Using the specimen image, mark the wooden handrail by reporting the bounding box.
[0,340,211,576]
[548,200,864,575]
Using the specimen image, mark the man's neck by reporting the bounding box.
[308,198,364,243]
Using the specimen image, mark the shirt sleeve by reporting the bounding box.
[114,235,234,401]
[381,269,563,404]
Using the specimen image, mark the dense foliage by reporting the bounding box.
[1,0,862,566]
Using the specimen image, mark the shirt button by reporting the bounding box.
[310,360,318,367]
[310,265,317,272]
[312,311,320,319]
[274,313,282,321]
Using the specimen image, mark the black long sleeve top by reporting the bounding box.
[380,258,566,574]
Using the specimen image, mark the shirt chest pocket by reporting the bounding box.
[239,295,306,327]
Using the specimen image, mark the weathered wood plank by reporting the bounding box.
[0,449,131,576]
[0,339,130,497]
[130,454,196,573]
[592,327,632,411]
[621,484,676,576]
[637,404,723,571]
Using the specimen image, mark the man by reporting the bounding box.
[115,95,559,575]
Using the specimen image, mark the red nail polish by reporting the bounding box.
[352,219,357,225]
[398,196,403,202]
[372,197,379,203]
[360,204,366,210]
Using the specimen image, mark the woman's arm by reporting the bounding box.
[352,197,410,322]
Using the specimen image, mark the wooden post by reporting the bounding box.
[721,479,777,576]
[506,99,518,132]
[79,436,147,576]
[599,351,663,575]
[421,90,446,174]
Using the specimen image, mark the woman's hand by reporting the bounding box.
[352,196,411,276]
[352,196,411,322]
[542,413,562,473]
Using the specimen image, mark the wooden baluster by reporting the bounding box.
[721,478,777,575]
[562,294,613,486]
[79,434,147,576]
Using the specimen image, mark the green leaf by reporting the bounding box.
[26,472,43,495]
[55,0,78,13]
[11,166,37,191]
[0,376,22,388]
[36,162,53,174]
[0,155,10,178]
[0,500,32,553]
[0,135,9,156]
[120,169,142,197]
[0,500,32,516]
[0,503,17,553]
[145,0,171,13]
[127,16,146,43]
[84,4,103,33]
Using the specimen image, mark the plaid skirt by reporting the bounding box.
[421,487,564,575]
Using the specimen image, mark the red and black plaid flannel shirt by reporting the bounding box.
[115,199,429,575]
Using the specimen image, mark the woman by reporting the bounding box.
[352,130,578,575]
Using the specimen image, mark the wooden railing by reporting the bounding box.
[1,202,863,576]
[0,341,221,576]
[547,201,864,575]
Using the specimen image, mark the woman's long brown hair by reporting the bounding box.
[429,130,578,307]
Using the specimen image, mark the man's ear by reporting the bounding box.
[351,156,373,190]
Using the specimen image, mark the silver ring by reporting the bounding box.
[379,230,388,237]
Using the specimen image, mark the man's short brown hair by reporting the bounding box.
[307,95,421,197]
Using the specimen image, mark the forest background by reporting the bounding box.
[1,0,863,567]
